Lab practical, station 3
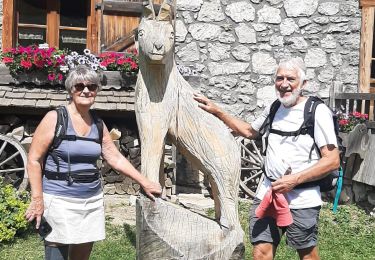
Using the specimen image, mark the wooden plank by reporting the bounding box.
[100,1,161,15]
[334,92,375,100]
[46,1,60,48]
[361,0,375,7]
[2,0,15,49]
[87,0,100,54]
[59,26,87,31]
[359,7,374,93]
[104,29,136,52]
[18,23,47,29]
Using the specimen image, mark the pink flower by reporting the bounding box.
[2,57,13,64]
[20,59,32,69]
[48,73,55,81]
[57,73,63,81]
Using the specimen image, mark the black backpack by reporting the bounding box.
[46,106,104,185]
[259,96,340,192]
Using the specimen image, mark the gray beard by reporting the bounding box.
[276,87,302,107]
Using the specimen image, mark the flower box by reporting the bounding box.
[101,71,137,90]
[0,44,139,88]
[12,70,63,86]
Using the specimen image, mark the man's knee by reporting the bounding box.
[253,242,275,260]
[297,246,320,260]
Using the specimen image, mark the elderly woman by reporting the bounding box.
[25,65,161,260]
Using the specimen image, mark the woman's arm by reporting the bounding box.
[101,123,161,200]
[193,93,258,139]
[25,111,57,228]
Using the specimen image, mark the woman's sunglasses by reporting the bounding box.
[74,83,98,92]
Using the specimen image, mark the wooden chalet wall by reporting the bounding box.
[1,0,163,54]
[99,0,162,52]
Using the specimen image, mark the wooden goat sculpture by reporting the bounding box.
[135,1,244,259]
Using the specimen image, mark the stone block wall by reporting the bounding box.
[174,0,361,122]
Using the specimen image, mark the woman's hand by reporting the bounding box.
[193,93,222,116]
[141,180,162,201]
[25,197,44,229]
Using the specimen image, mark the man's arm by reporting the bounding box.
[193,93,258,139]
[271,144,340,193]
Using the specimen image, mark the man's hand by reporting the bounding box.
[271,174,298,194]
[142,181,162,201]
[25,196,44,229]
[193,93,222,116]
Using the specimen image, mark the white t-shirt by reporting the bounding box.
[252,98,338,209]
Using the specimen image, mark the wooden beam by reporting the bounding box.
[334,92,375,100]
[360,0,375,7]
[104,29,136,52]
[359,7,374,93]
[46,1,60,48]
[99,1,160,15]
[2,0,16,49]
[87,0,100,54]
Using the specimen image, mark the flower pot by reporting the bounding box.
[101,71,137,90]
[12,71,63,86]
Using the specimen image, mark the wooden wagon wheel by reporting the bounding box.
[236,137,265,198]
[0,134,28,191]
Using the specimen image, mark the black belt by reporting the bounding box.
[44,170,100,183]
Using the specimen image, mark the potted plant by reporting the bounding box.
[338,111,369,158]
[0,44,66,85]
[98,49,139,90]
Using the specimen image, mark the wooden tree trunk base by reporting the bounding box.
[136,196,244,260]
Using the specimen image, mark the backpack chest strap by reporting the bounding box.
[269,127,309,137]
[60,135,101,143]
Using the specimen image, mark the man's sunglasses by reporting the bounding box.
[74,83,98,92]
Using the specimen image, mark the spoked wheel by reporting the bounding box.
[236,137,265,198]
[0,134,28,191]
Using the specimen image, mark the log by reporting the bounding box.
[109,127,122,140]
[0,125,10,134]
[21,136,33,152]
[11,126,24,141]
[136,196,244,260]
[134,2,243,258]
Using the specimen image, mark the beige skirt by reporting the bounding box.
[43,192,105,244]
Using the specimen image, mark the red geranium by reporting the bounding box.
[338,111,368,133]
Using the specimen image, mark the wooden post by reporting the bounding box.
[2,0,16,49]
[46,1,60,48]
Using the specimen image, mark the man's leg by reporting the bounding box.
[69,242,94,260]
[250,199,282,260]
[253,242,277,260]
[285,206,321,260]
[297,246,320,260]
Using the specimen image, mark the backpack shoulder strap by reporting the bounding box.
[90,110,104,145]
[259,99,281,136]
[303,96,324,139]
[50,106,68,151]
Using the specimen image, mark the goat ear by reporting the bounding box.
[142,0,156,20]
[157,0,176,23]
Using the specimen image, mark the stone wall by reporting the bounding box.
[174,0,361,122]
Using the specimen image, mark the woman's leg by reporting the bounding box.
[69,242,94,260]
[44,242,69,260]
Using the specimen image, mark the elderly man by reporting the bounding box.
[194,57,339,260]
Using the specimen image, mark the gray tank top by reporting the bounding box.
[43,109,102,198]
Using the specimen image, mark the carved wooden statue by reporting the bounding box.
[135,0,244,259]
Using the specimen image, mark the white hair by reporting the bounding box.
[65,65,101,93]
[276,57,306,83]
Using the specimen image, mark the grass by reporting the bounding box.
[0,201,374,260]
